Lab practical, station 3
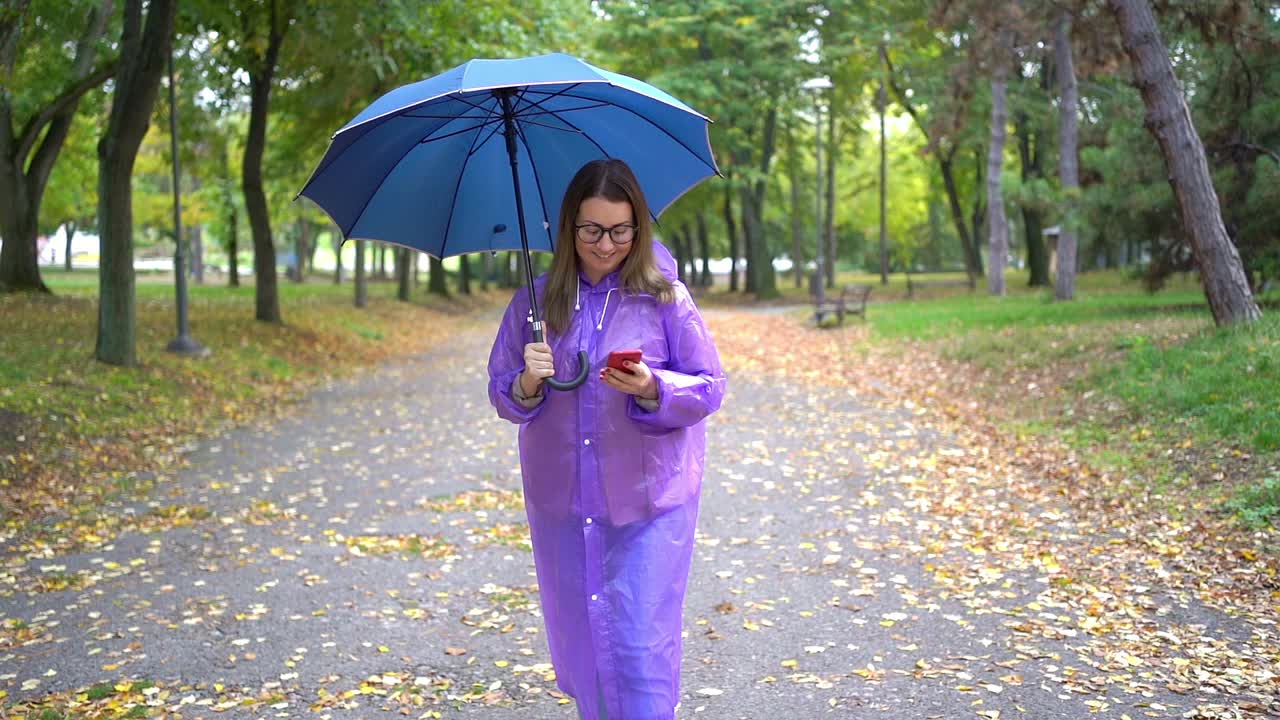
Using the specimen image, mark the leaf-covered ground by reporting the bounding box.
[1,305,1276,719]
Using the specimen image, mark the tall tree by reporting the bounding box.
[354,239,367,308]
[396,248,411,301]
[723,182,740,291]
[696,209,712,287]
[0,0,113,292]
[458,254,471,295]
[985,27,1013,296]
[241,0,289,323]
[94,0,176,365]
[1014,51,1051,288]
[882,45,984,284]
[1054,9,1080,301]
[428,255,448,296]
[1107,0,1260,324]
[877,73,889,285]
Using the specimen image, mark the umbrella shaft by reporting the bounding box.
[498,90,543,334]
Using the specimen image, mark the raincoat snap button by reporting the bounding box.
[583,439,591,446]
[585,518,593,525]
[591,594,599,601]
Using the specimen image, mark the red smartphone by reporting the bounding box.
[606,349,642,373]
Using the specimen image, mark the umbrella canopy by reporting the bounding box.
[298,52,719,258]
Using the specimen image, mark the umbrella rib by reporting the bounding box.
[511,82,584,115]
[512,90,557,251]
[438,99,501,259]
[531,107,661,223]
[546,90,720,175]
[467,123,506,159]
[417,119,503,145]
[513,117,583,135]
[513,102,613,118]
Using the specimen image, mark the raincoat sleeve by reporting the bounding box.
[488,293,546,425]
[629,285,726,429]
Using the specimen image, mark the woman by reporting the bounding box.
[487,158,725,720]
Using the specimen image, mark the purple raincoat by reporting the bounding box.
[487,243,725,719]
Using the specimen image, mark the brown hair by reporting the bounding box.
[543,159,674,334]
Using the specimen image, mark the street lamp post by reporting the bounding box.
[801,76,833,309]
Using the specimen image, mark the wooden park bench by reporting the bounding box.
[810,278,872,326]
[905,275,973,298]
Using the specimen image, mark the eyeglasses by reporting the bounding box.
[574,221,636,245]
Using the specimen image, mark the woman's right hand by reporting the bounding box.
[520,342,555,396]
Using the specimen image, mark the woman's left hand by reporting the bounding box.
[600,359,659,401]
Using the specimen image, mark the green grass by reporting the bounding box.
[841,269,1279,524]
[1224,474,1280,527]
[0,272,503,521]
[865,272,1208,339]
[1097,314,1280,452]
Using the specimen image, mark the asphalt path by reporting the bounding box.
[1,307,1264,719]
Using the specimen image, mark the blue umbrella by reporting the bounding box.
[298,52,718,390]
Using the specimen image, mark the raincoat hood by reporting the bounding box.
[652,238,678,282]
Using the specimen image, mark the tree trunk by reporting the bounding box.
[986,30,1012,297]
[1018,55,1051,287]
[226,200,240,287]
[459,254,471,295]
[243,0,285,324]
[739,194,757,295]
[396,248,411,301]
[1055,10,1081,302]
[479,252,489,291]
[498,251,512,287]
[63,221,77,271]
[724,183,739,292]
[1016,125,1048,286]
[970,148,986,277]
[696,210,711,287]
[293,219,309,282]
[94,0,176,366]
[428,255,448,296]
[878,77,889,285]
[0,0,112,293]
[938,152,980,284]
[1108,0,1260,324]
[332,232,343,284]
[354,238,367,307]
[743,107,779,299]
[740,186,777,298]
[0,187,40,290]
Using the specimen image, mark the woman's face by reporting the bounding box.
[574,196,635,283]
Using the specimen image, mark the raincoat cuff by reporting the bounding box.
[491,369,545,424]
[511,374,544,408]
[628,368,720,429]
[634,395,659,412]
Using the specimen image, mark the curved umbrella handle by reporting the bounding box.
[531,322,589,392]
[544,350,590,391]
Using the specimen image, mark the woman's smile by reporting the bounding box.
[575,196,635,283]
